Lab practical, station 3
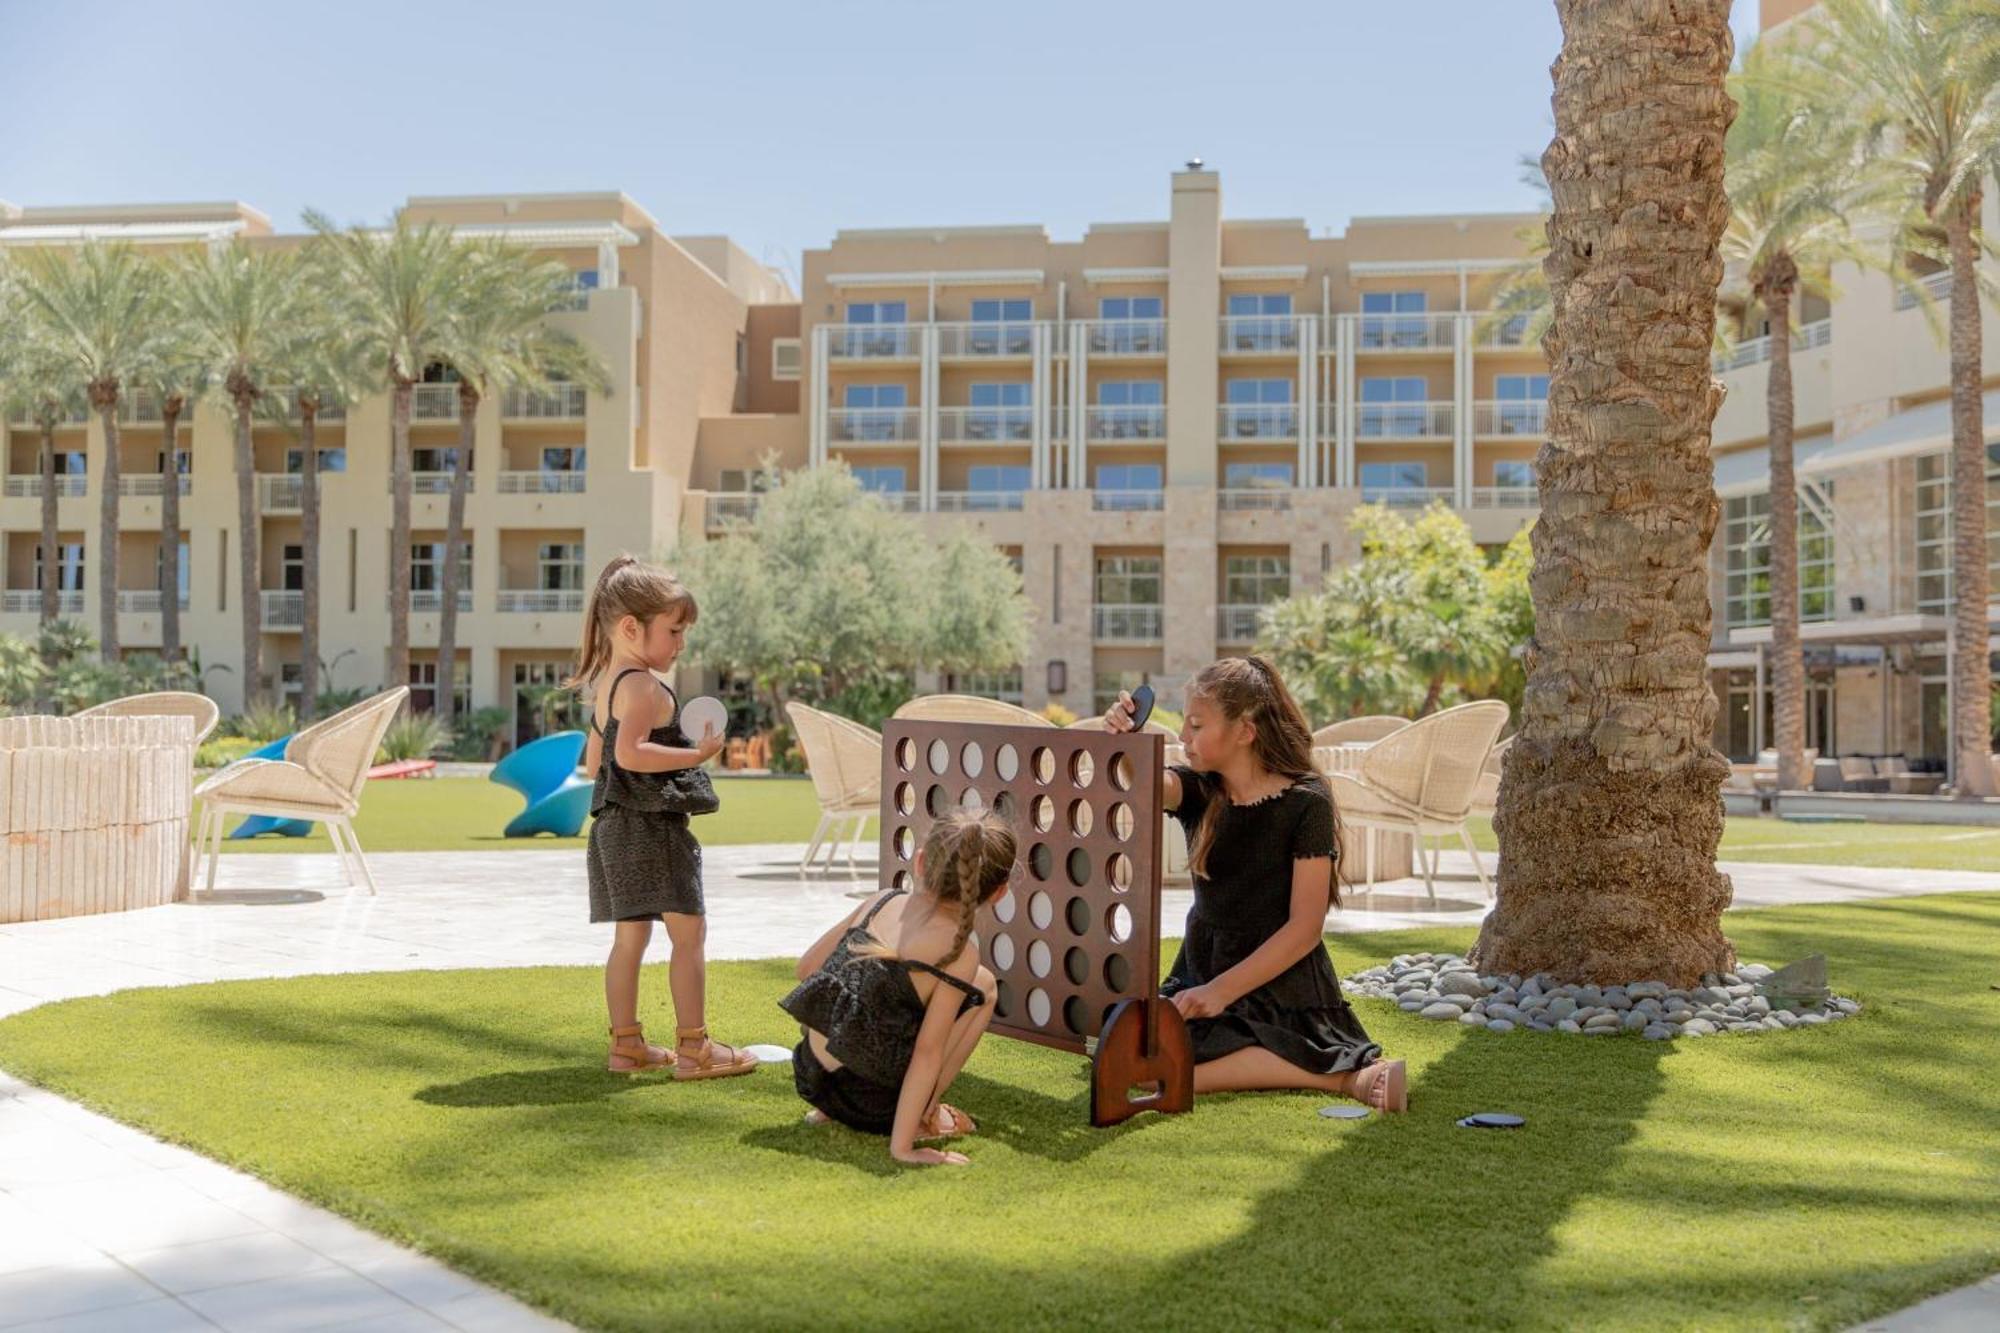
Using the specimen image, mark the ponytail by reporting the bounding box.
[565,553,697,690]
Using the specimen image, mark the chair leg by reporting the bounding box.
[1417,826,1438,905]
[327,818,358,886]
[204,805,225,896]
[1458,824,1491,899]
[800,813,831,872]
[337,817,378,896]
[845,814,864,870]
[1364,827,1377,896]
[189,804,208,898]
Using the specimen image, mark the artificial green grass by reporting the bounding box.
[2,894,1995,1332]
[1461,814,2000,872]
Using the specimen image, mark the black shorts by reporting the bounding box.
[793,1038,900,1136]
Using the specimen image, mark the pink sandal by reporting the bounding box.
[1355,1059,1408,1113]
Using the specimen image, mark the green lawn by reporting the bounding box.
[2,893,1995,1332]
[217,777,2000,872]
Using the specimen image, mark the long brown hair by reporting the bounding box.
[1185,655,1342,900]
[565,553,698,689]
[861,810,1017,968]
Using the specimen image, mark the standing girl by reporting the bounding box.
[1105,656,1406,1111]
[573,554,756,1080]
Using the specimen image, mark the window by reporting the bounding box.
[1914,446,2000,612]
[1093,670,1153,716]
[969,299,1033,355]
[772,337,802,380]
[1359,376,1431,436]
[843,301,911,357]
[1095,463,1162,509]
[1096,296,1164,353]
[945,669,1025,705]
[968,382,1030,441]
[419,363,461,385]
[156,447,192,475]
[1360,290,1430,348]
[718,467,771,495]
[1225,462,1294,490]
[411,542,474,592]
[285,446,347,474]
[847,301,907,324]
[1224,554,1291,605]
[1224,378,1295,438]
[1227,293,1292,316]
[155,539,190,604]
[971,298,1032,322]
[409,659,472,717]
[1224,293,1294,351]
[852,465,907,494]
[966,464,1030,503]
[1724,489,1836,628]
[840,383,908,441]
[1095,555,1162,607]
[1102,296,1162,320]
[538,542,585,592]
[56,451,86,475]
[280,544,304,592]
[412,446,469,473]
[1495,374,1550,434]
[1096,380,1163,437]
[539,446,586,473]
[1494,460,1536,490]
[1098,380,1163,406]
[34,542,85,591]
[1360,461,1429,494]
[513,660,582,746]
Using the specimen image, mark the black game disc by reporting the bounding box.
[1318,1105,1371,1120]
[1127,682,1156,730]
[1457,1112,1526,1129]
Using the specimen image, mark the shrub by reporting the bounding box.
[378,713,452,763]
[1040,701,1078,727]
[451,707,511,761]
[195,735,257,770]
[232,702,297,744]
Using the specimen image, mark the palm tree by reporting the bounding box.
[137,332,211,663]
[1789,0,2000,794]
[306,212,472,701]
[1470,0,1739,986]
[1724,39,1888,792]
[178,242,309,710]
[430,244,608,730]
[10,244,166,660]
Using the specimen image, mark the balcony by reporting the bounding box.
[868,491,924,514]
[395,472,457,495]
[706,493,761,530]
[503,384,588,420]
[1219,488,1293,512]
[3,590,82,614]
[498,470,586,494]
[5,402,89,428]
[938,406,1032,445]
[1083,405,1167,442]
[1219,404,1300,440]
[935,490,1025,513]
[411,384,461,421]
[936,321,1036,359]
[116,590,190,613]
[1471,400,1548,436]
[1470,485,1540,509]
[117,474,191,498]
[1218,316,1302,356]
[1474,312,1537,350]
[497,589,585,614]
[826,324,919,360]
[1356,402,1454,440]
[829,407,921,445]
[256,473,301,513]
[1893,270,1955,312]
[260,589,304,628]
[257,388,347,422]
[411,590,475,613]
[1356,311,1457,352]
[1217,604,1267,643]
[1360,485,1456,509]
[1084,319,1166,357]
[1093,603,1163,642]
[1711,318,1833,372]
[3,475,87,499]
[1092,489,1165,513]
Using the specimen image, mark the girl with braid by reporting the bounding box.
[780,811,1013,1166]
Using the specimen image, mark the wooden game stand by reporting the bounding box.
[1090,997,1194,1126]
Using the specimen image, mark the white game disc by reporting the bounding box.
[680,695,727,743]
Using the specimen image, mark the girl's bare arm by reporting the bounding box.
[610,679,721,773]
[889,967,976,1166]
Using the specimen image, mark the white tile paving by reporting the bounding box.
[0,841,1993,1332]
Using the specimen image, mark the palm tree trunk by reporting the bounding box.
[160,399,183,662]
[1945,203,1995,795]
[1764,267,1806,791]
[389,378,413,699]
[299,398,321,723]
[232,387,263,710]
[434,383,476,732]
[92,390,121,660]
[1470,0,1737,987]
[38,418,59,630]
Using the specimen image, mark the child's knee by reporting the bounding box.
[973,966,998,1003]
[664,911,705,948]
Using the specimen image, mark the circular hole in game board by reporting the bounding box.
[1110,752,1134,791]
[1065,895,1089,936]
[1064,945,1089,986]
[1106,903,1134,944]
[993,887,1016,924]
[994,979,1014,1019]
[1068,798,1094,838]
[1063,995,1089,1036]
[1028,890,1054,930]
[960,787,985,812]
[1031,746,1056,785]
[896,737,917,771]
[1070,750,1096,789]
[895,826,915,861]
[925,785,949,818]
[894,782,916,816]
[892,870,913,891]
[928,738,951,775]
[996,744,1020,782]
[1030,794,1054,833]
[961,742,984,778]
[1109,852,1134,893]
[1104,952,1133,991]
[1110,802,1134,842]
[1027,986,1052,1027]
[1027,938,1052,978]
[1066,847,1091,887]
[993,790,1017,822]
[990,932,1015,971]
[1029,844,1053,882]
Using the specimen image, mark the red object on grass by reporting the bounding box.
[367,758,437,780]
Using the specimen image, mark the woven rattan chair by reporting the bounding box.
[893,694,1053,727]
[1465,735,1513,822]
[785,702,883,871]
[1325,700,1509,903]
[78,690,221,746]
[1311,715,1408,747]
[192,687,409,896]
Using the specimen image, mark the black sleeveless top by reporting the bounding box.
[589,668,705,817]
[778,890,986,1088]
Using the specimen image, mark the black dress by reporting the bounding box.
[585,669,709,922]
[1163,765,1382,1074]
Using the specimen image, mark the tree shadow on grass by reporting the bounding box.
[414,1066,666,1109]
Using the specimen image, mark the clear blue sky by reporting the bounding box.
[0,1,1765,292]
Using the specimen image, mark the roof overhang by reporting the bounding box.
[1081,267,1169,285]
[1348,258,1521,279]
[825,269,1044,288]
[1798,389,2000,477]
[1221,264,1308,281]
[1727,613,1954,647]
[0,219,248,246]
[439,221,639,248]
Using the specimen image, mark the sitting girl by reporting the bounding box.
[1105,656,1406,1111]
[780,811,1013,1166]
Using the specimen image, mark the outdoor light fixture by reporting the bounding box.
[1047,660,1068,695]
[1850,595,1867,613]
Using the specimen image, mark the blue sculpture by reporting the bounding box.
[225,736,315,840]
[492,729,592,838]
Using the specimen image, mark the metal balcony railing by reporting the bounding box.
[117,474,192,498]
[1093,603,1164,641]
[1355,402,1454,439]
[411,384,461,420]
[938,406,1033,444]
[116,590,190,613]
[496,589,585,614]
[936,321,1037,358]
[706,493,761,529]
[1219,404,1300,439]
[829,407,922,444]
[934,490,1025,512]
[410,589,475,613]
[1471,400,1548,436]
[1092,489,1165,512]
[260,590,304,628]
[498,470,586,494]
[1360,485,1456,508]
[1218,487,1293,512]
[1085,405,1167,441]
[256,474,301,512]
[1356,311,1457,351]
[826,324,919,359]
[1893,270,1955,311]
[1469,485,1540,509]
[3,475,87,498]
[1084,319,1166,356]
[1217,604,1268,642]
[4,590,82,614]
[503,384,587,419]
[1218,316,1302,355]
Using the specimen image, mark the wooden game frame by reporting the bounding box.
[878,720,1193,1125]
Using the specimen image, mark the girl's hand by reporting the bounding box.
[1170,984,1227,1019]
[695,725,724,762]
[1104,691,1136,733]
[892,1146,970,1167]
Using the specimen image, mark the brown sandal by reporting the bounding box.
[673,1026,758,1081]
[918,1103,976,1141]
[1355,1059,1408,1113]
[607,1023,675,1075]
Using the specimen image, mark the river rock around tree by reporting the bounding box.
[1342,954,1862,1040]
